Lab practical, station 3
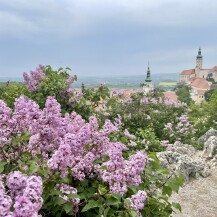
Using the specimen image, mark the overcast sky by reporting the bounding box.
[0,0,217,78]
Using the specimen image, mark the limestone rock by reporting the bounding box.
[198,128,217,144]
[202,136,217,159]
[157,141,210,182]
[209,155,217,168]
[173,141,196,157]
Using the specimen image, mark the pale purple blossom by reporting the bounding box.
[127,190,147,211]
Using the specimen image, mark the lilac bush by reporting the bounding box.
[0,172,43,217]
[0,95,151,216]
[0,66,185,216]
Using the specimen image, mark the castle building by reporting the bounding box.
[179,48,217,103]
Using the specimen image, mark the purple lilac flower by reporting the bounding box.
[23,65,45,92]
[58,183,80,212]
[0,172,43,217]
[127,190,147,211]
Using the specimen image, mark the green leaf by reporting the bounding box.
[176,175,184,187]
[102,155,109,162]
[0,161,7,174]
[128,186,137,194]
[129,210,137,217]
[54,197,66,206]
[68,193,80,199]
[58,67,63,72]
[162,186,172,196]
[120,136,128,144]
[81,200,100,212]
[124,199,131,207]
[29,161,39,174]
[50,189,60,196]
[104,207,110,217]
[166,177,181,193]
[21,152,31,161]
[148,152,161,169]
[98,185,108,195]
[62,176,71,184]
[99,165,107,170]
[64,202,73,214]
[172,202,182,212]
[106,195,121,206]
[110,193,122,201]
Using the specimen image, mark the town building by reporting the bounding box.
[179,48,217,103]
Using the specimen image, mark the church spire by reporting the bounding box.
[197,47,202,58]
[196,47,203,69]
[145,62,152,82]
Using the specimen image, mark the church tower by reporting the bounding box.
[196,47,203,69]
[141,63,153,93]
[145,63,152,83]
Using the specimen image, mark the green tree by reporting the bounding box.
[204,89,217,102]
[0,82,28,108]
[175,83,193,105]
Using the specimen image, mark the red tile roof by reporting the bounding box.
[196,89,206,95]
[123,90,135,96]
[209,66,217,72]
[191,78,210,89]
[189,77,195,82]
[180,69,195,75]
[163,91,178,102]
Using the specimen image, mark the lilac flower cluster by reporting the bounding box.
[164,98,186,108]
[164,122,173,131]
[140,96,186,108]
[0,95,148,198]
[0,100,12,148]
[110,90,133,104]
[68,90,83,105]
[127,190,147,216]
[124,129,136,140]
[13,95,41,133]
[100,147,147,194]
[110,89,125,98]
[0,171,43,217]
[57,184,80,213]
[175,114,192,134]
[23,65,45,92]
[164,114,194,136]
[47,116,120,180]
[28,96,62,154]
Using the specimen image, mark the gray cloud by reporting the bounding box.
[0,0,217,77]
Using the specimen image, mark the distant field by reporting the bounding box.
[159,81,177,86]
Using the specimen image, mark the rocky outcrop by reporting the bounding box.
[157,129,217,183]
[157,149,209,182]
[169,130,217,217]
[202,136,217,159]
[157,141,212,182]
[198,128,217,144]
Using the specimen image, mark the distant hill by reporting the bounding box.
[0,73,179,89]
